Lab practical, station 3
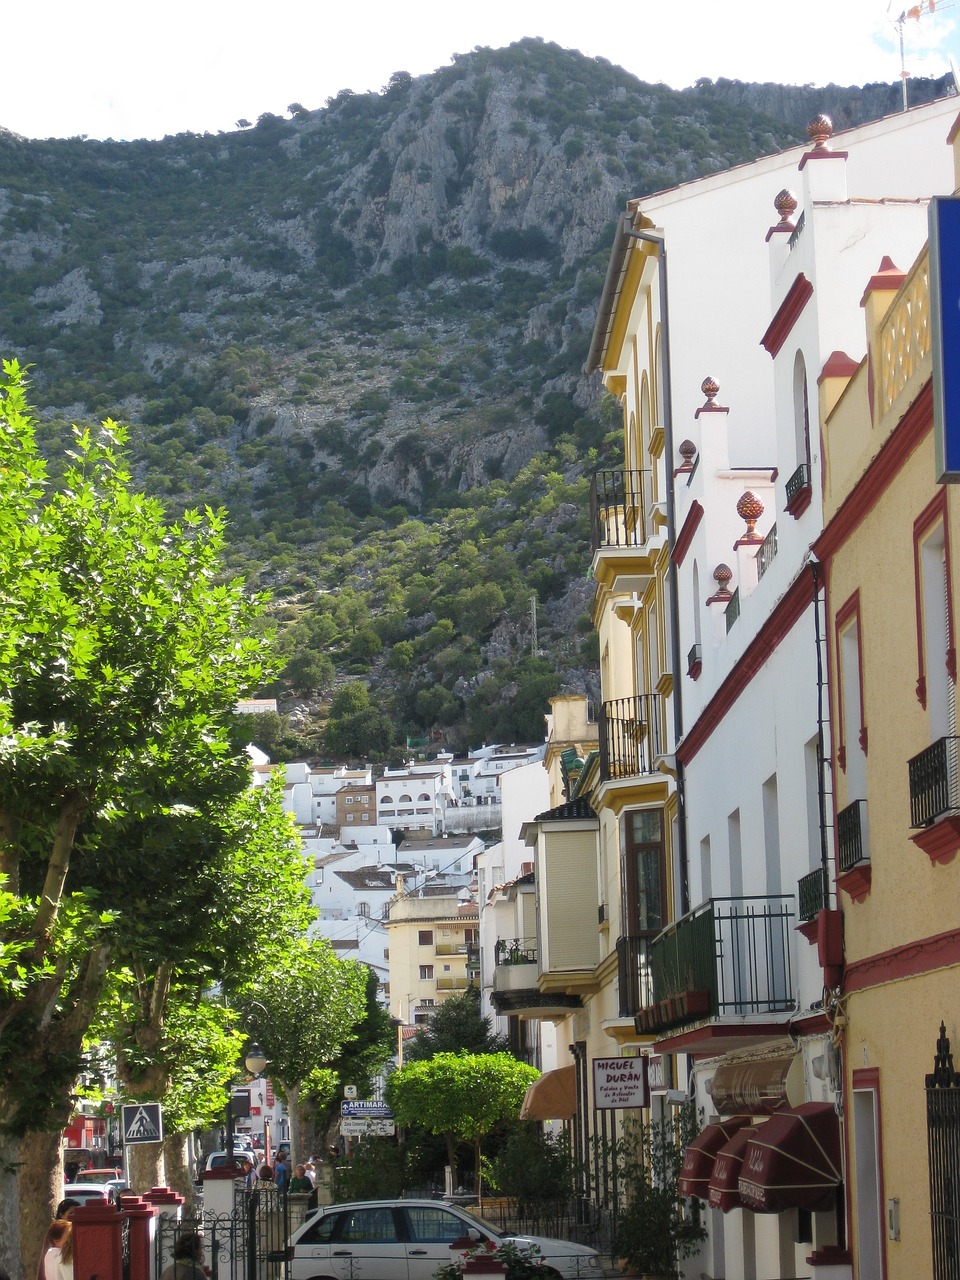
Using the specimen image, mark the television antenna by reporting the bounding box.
[888,1,956,111]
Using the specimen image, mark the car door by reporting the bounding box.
[327,1206,409,1280]
[401,1204,493,1280]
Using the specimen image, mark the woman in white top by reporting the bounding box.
[43,1220,73,1280]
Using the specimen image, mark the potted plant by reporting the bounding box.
[613,1106,706,1280]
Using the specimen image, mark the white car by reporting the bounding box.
[64,1183,121,1207]
[288,1198,603,1279]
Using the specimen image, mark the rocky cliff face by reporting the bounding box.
[0,43,952,749]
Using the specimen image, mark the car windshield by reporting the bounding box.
[457,1207,506,1239]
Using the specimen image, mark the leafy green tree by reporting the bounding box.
[385,1052,538,1189]
[0,362,270,1271]
[284,648,335,695]
[403,988,507,1062]
[235,939,369,1168]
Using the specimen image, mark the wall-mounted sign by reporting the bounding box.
[929,196,960,483]
[593,1056,649,1110]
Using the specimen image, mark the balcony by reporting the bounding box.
[617,935,655,1018]
[837,799,870,871]
[589,469,652,552]
[598,694,662,783]
[909,737,960,864]
[836,798,871,904]
[436,976,470,992]
[635,896,796,1048]
[757,523,778,580]
[785,462,812,517]
[490,937,583,1019]
[909,737,960,827]
[798,867,827,924]
[687,643,702,680]
[725,587,741,633]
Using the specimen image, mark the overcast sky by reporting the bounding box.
[4,0,959,142]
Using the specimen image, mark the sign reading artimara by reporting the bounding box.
[592,1057,649,1110]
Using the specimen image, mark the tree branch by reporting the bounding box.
[33,792,88,940]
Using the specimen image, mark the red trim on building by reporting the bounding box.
[859,256,905,308]
[818,351,861,385]
[785,483,813,519]
[760,274,814,357]
[677,565,815,766]
[814,381,933,563]
[672,500,704,567]
[838,861,872,904]
[798,148,848,171]
[844,925,960,994]
[911,815,960,866]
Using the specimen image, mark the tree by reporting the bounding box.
[0,362,270,1274]
[87,775,312,1194]
[385,1052,538,1189]
[403,989,507,1062]
[234,939,369,1168]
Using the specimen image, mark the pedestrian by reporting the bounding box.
[303,1161,317,1186]
[37,1200,80,1280]
[288,1164,311,1194]
[273,1154,288,1194]
[42,1221,73,1280]
[159,1232,208,1280]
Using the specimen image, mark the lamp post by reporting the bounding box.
[225,1042,268,1164]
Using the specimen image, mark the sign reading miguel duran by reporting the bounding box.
[592,1056,649,1110]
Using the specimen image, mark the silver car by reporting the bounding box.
[289,1198,603,1279]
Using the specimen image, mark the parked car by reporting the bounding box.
[205,1151,255,1173]
[64,1183,121,1207]
[288,1198,603,1279]
[70,1169,127,1194]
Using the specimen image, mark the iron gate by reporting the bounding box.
[155,1186,310,1280]
[927,1021,960,1280]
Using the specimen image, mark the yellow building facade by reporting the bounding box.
[816,123,960,1280]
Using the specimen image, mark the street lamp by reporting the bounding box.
[225,1043,270,1163]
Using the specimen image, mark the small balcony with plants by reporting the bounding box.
[633,896,797,1050]
[490,936,582,1020]
[909,736,960,864]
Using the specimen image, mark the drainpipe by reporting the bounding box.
[623,222,690,916]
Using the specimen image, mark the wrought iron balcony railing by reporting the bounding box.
[798,867,827,922]
[598,694,662,783]
[634,896,796,1034]
[785,462,811,507]
[493,937,538,966]
[616,934,655,1018]
[909,737,960,828]
[725,587,741,633]
[757,523,778,580]
[687,642,702,675]
[589,469,652,552]
[837,798,870,871]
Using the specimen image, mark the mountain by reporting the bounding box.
[1,41,953,754]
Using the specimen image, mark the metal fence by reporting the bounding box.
[155,1189,314,1280]
[927,1022,960,1280]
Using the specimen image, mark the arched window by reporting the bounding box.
[419,792,431,801]
[381,795,394,805]
[793,351,810,470]
[399,793,412,803]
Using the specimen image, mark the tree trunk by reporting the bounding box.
[162,1133,196,1212]
[0,1132,23,1280]
[128,1140,165,1196]
[18,1130,61,1280]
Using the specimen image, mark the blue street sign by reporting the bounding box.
[340,1100,394,1118]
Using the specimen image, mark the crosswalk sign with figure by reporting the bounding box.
[121,1102,164,1144]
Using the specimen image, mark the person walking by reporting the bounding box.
[159,1232,208,1280]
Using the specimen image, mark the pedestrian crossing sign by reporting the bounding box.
[121,1102,164,1144]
